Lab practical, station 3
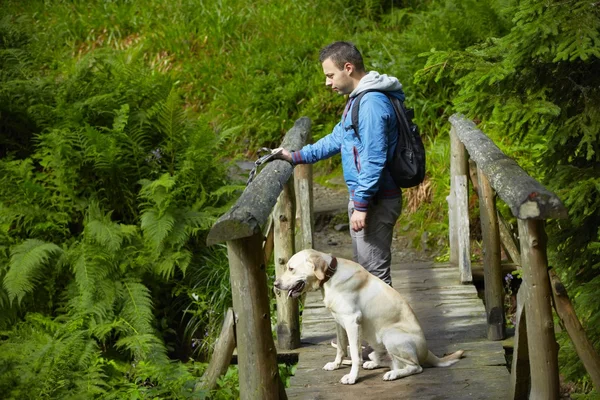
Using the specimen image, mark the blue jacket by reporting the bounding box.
[291,73,405,211]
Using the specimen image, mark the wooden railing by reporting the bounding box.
[202,117,313,400]
[448,114,600,399]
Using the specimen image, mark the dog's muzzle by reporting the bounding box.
[274,279,306,299]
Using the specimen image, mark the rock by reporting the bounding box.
[334,223,349,232]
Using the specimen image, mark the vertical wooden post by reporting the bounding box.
[274,178,301,350]
[294,131,314,251]
[518,219,559,400]
[454,175,472,283]
[510,289,531,399]
[227,233,287,400]
[477,168,505,340]
[549,270,600,390]
[449,126,469,265]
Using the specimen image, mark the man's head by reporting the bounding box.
[319,41,366,95]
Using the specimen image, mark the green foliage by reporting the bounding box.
[416,0,600,389]
[2,0,598,395]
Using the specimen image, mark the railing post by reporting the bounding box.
[294,130,314,251]
[518,219,559,400]
[274,178,301,350]
[477,167,505,340]
[454,175,472,283]
[227,233,287,400]
[449,125,469,267]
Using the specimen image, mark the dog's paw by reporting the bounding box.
[383,370,400,381]
[322,362,340,371]
[362,360,380,370]
[340,373,357,385]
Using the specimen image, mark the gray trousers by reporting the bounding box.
[348,197,402,286]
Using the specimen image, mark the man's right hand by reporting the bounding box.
[272,147,293,163]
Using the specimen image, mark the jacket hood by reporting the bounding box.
[349,71,404,98]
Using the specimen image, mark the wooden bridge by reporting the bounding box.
[202,115,600,399]
[286,260,509,399]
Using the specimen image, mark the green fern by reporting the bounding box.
[4,239,63,304]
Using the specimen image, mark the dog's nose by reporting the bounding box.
[274,279,282,288]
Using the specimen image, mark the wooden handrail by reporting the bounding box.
[449,114,567,220]
[449,113,570,400]
[204,117,311,400]
[207,117,311,246]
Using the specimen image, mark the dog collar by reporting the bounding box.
[320,256,338,287]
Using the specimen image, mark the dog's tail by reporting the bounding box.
[425,349,464,367]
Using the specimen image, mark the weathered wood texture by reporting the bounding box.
[274,179,301,350]
[227,233,287,400]
[518,219,559,400]
[549,270,600,390]
[449,114,567,220]
[197,308,236,391]
[294,129,314,251]
[287,261,510,399]
[207,117,311,245]
[449,126,469,265]
[477,167,505,340]
[510,289,531,400]
[454,175,472,283]
[468,161,522,266]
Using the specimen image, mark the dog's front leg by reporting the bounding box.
[323,323,348,371]
[340,314,361,385]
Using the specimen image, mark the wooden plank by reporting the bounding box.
[518,219,559,400]
[274,178,300,349]
[289,261,510,399]
[288,364,508,399]
[449,114,567,220]
[477,167,505,340]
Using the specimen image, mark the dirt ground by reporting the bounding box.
[311,180,434,264]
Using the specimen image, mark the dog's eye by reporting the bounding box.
[289,267,294,272]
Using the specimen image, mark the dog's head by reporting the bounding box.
[273,249,332,298]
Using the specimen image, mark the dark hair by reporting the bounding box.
[319,41,365,72]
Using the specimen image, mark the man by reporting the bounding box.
[277,41,404,286]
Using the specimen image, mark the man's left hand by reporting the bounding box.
[351,210,367,232]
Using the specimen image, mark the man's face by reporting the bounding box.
[321,57,354,95]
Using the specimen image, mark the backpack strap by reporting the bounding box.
[349,89,409,141]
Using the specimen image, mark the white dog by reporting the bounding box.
[274,249,464,385]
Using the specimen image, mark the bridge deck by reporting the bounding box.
[286,260,511,399]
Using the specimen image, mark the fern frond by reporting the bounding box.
[140,209,175,251]
[4,239,62,304]
[85,202,124,253]
[118,280,154,335]
[115,333,166,361]
[155,249,192,278]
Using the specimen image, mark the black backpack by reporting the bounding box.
[349,90,426,188]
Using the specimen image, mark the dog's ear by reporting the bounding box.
[309,253,328,281]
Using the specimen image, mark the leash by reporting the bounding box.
[246,147,285,185]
